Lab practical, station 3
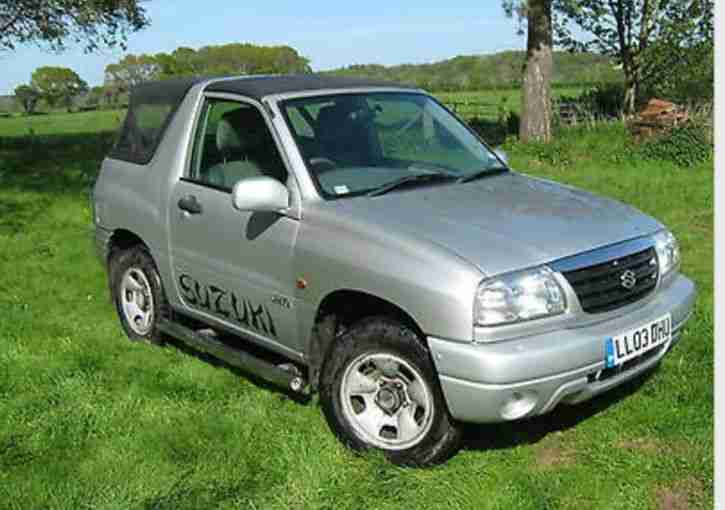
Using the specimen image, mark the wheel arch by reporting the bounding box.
[307,288,427,391]
[107,229,150,263]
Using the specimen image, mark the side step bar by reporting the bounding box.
[157,319,307,394]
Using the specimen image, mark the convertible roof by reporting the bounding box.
[109,75,414,165]
[205,74,416,99]
[108,77,207,165]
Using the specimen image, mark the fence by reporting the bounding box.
[442,101,498,119]
[442,99,591,126]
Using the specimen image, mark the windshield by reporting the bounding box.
[280,92,507,198]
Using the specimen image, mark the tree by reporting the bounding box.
[639,0,713,104]
[504,0,554,142]
[106,43,313,87]
[31,66,88,112]
[14,84,39,114]
[554,0,713,113]
[83,85,106,109]
[328,51,619,91]
[104,54,160,92]
[0,0,149,52]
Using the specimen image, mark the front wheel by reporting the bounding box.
[319,317,462,466]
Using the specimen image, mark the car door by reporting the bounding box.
[168,95,302,357]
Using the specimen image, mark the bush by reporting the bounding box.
[574,82,626,119]
[503,134,575,168]
[529,139,574,167]
[498,109,520,138]
[637,122,712,168]
[466,109,519,147]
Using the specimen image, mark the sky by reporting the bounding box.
[1,1,525,95]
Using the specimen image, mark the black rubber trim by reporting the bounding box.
[179,177,231,194]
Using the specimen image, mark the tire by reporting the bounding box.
[319,316,462,466]
[109,245,169,345]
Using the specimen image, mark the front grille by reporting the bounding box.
[562,247,659,314]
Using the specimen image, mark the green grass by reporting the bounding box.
[0,109,125,138]
[436,87,585,118]
[0,111,713,509]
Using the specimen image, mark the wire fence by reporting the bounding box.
[442,101,498,119]
[443,98,629,129]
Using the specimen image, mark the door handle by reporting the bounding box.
[178,195,203,214]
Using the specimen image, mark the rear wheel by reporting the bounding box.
[109,246,168,345]
[320,317,462,466]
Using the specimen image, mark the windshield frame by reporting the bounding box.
[277,89,509,201]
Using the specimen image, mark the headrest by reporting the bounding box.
[216,107,266,154]
[316,101,375,139]
[317,103,353,139]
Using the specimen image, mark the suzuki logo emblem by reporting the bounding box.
[620,269,637,290]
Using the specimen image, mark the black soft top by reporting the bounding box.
[206,74,415,99]
[109,77,207,164]
[129,76,208,105]
[109,74,413,165]
[126,74,413,103]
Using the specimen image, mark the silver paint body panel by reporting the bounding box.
[93,77,697,421]
[431,275,696,423]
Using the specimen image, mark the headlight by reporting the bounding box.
[474,266,566,327]
[653,229,680,276]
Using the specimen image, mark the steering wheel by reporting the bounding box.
[308,157,337,173]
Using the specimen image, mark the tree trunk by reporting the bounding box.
[623,79,636,116]
[519,0,553,143]
[622,64,641,116]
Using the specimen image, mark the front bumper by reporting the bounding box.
[428,274,697,423]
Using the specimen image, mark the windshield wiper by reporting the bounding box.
[366,172,457,197]
[457,166,508,184]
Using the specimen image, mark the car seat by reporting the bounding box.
[206,108,268,189]
[316,101,380,166]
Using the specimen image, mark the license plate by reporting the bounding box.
[605,314,671,368]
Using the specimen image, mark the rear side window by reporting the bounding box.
[109,78,203,165]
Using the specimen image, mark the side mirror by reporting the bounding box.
[232,176,289,213]
[494,147,509,166]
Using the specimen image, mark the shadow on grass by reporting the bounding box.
[162,333,311,405]
[462,368,655,451]
[0,194,54,235]
[0,131,116,198]
[163,318,658,452]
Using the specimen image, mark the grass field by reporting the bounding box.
[0,108,713,509]
[0,110,125,138]
[0,86,588,138]
[436,87,585,118]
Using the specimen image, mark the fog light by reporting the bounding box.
[500,390,537,420]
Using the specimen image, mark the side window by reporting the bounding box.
[113,103,175,164]
[188,99,288,190]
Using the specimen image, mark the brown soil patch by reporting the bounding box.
[534,435,576,469]
[655,478,706,510]
[615,437,662,454]
[656,487,690,510]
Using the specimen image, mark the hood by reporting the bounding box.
[325,172,662,276]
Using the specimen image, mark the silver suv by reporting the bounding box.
[93,75,696,466]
